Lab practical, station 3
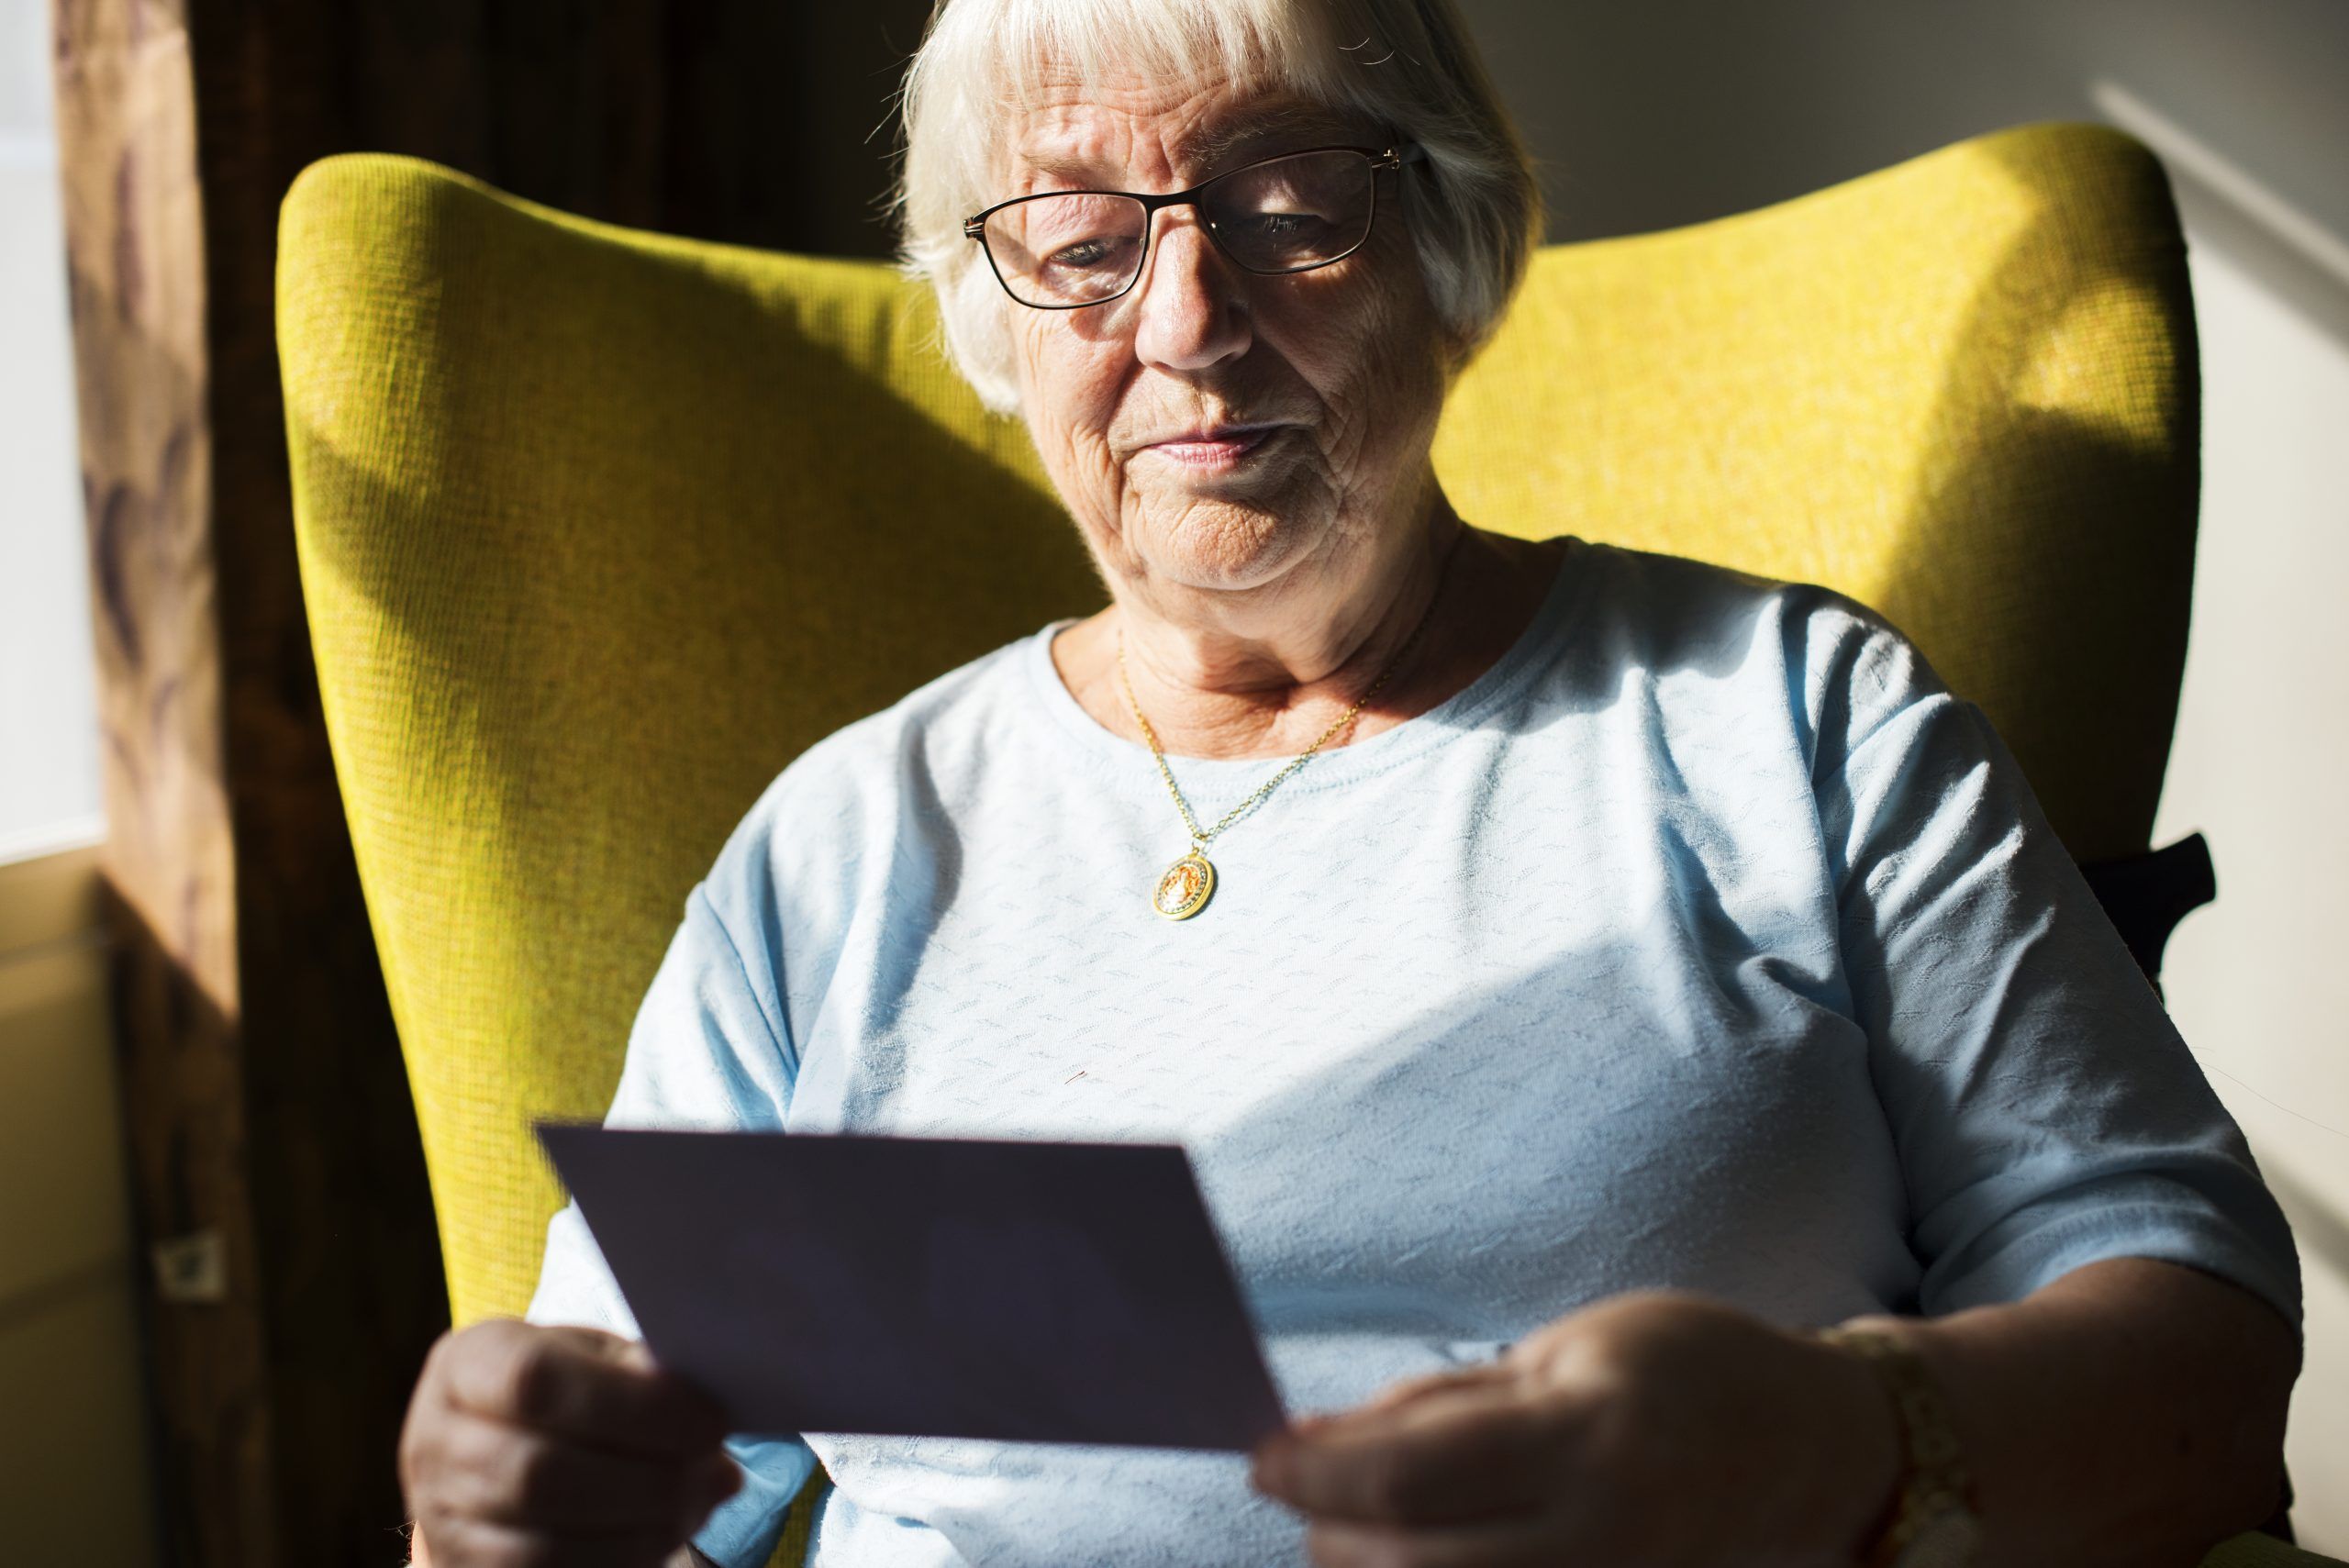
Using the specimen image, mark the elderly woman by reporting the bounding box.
[396,1,2304,1564]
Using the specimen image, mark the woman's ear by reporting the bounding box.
[1435,322,1478,397]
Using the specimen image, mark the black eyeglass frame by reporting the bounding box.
[962,141,1428,311]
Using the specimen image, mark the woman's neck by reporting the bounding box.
[1051,497,1566,762]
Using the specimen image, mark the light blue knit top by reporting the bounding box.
[526,538,2300,1568]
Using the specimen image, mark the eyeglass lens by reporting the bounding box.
[981,150,1378,308]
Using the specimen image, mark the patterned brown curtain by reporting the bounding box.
[47,2,934,1562]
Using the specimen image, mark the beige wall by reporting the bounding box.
[1,0,102,844]
[1454,0,2349,1543]
[0,830,159,1562]
[2159,172,2349,1544]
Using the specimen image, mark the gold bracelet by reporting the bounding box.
[1812,1326,1985,1568]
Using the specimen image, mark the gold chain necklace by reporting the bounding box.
[1115,530,1463,920]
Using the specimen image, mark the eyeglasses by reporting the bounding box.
[963,142,1426,310]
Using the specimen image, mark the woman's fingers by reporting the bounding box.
[1253,1377,1567,1528]
[1303,1514,1565,1568]
[1352,1362,1515,1415]
[418,1511,701,1568]
[402,1320,742,1566]
[442,1320,731,1459]
[439,1416,740,1535]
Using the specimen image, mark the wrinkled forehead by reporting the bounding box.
[1004,82,1372,188]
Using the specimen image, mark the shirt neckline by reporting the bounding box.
[1023,534,1592,796]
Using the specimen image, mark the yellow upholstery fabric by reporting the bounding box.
[277,124,2323,1567]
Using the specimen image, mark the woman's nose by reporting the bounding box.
[1130,210,1252,373]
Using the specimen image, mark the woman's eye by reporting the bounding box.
[1047,237,1129,271]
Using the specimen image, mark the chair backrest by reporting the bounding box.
[276,121,2196,1331]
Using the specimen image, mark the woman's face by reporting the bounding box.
[996,72,1452,606]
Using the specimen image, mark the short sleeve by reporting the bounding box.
[1815,620,2303,1356]
[524,883,818,1568]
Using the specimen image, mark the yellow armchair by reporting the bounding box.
[276,122,2325,1566]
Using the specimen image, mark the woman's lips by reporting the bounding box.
[1142,425,1282,470]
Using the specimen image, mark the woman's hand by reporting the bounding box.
[398,1318,743,1567]
[1249,1290,1903,1567]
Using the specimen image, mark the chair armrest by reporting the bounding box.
[2078,831,2217,990]
[2202,1532,2349,1567]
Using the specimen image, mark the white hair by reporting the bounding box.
[892,0,1543,413]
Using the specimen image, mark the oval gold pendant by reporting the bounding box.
[1151,851,1216,920]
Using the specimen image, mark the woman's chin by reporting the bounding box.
[1131,502,1324,595]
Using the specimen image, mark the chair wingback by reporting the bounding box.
[277,154,1100,1327]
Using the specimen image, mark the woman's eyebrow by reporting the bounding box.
[1017,150,1117,184]
[1016,106,1362,187]
[1178,106,1361,172]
